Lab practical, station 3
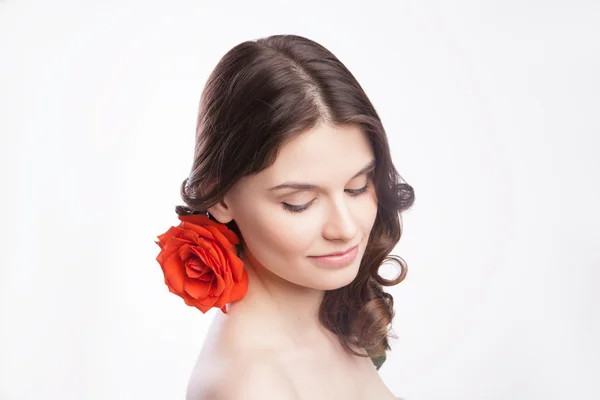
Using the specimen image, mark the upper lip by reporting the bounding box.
[311,244,358,257]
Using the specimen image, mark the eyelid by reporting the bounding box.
[282,177,372,197]
[281,180,371,213]
[269,159,376,192]
[279,174,370,197]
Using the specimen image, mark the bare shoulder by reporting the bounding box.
[221,358,297,399]
[187,357,298,400]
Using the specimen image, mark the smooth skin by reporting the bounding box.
[187,122,398,399]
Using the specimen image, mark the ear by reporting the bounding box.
[207,197,235,224]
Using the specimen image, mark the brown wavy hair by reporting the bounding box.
[175,34,415,360]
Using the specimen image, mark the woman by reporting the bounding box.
[155,34,414,399]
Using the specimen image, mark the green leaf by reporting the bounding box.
[370,353,386,370]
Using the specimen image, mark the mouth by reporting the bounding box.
[310,244,359,258]
[307,244,360,268]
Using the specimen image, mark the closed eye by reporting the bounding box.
[281,181,372,214]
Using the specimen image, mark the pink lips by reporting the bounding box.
[308,245,359,268]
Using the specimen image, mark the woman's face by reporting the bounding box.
[222,122,378,290]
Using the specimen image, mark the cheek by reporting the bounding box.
[358,190,378,229]
[239,207,314,259]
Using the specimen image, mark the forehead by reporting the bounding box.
[260,123,374,185]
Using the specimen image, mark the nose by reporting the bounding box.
[322,195,358,242]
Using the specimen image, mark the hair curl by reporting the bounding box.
[174,34,415,360]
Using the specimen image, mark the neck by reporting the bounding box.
[224,245,332,346]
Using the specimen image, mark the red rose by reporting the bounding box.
[155,214,248,313]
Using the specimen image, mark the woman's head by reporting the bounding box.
[209,121,378,292]
[176,34,414,358]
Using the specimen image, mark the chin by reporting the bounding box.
[311,264,361,290]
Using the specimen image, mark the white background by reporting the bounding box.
[1,0,599,399]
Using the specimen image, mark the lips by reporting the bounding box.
[308,244,360,268]
[311,245,358,258]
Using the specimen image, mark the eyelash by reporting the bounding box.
[282,181,372,214]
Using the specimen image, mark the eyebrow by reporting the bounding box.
[267,159,376,191]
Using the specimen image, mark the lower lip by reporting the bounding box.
[309,245,359,268]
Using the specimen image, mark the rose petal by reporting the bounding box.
[186,264,209,280]
[183,216,239,247]
[183,279,212,299]
[204,246,226,275]
[229,269,249,301]
[193,295,220,313]
[190,247,217,272]
[214,269,249,313]
[156,226,182,245]
[158,234,189,261]
[179,229,203,246]
[206,226,238,253]
[161,252,186,293]
[213,269,233,307]
[181,221,220,241]
[226,251,245,282]
[178,244,194,263]
[212,271,226,296]
[178,214,221,230]
[208,224,239,246]
[185,258,212,281]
